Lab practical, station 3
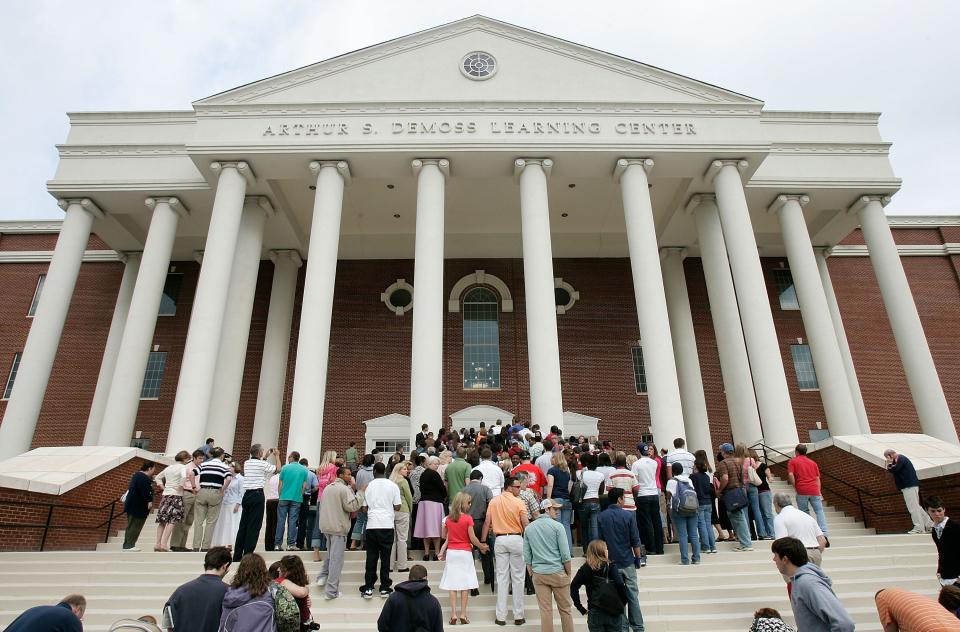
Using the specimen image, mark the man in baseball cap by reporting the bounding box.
[524,498,574,631]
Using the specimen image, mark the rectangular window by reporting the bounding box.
[159,273,183,316]
[374,440,409,455]
[791,344,819,390]
[27,274,46,317]
[773,269,800,310]
[632,347,647,394]
[140,351,167,399]
[3,353,22,400]
[463,288,500,389]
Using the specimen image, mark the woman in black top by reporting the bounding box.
[751,448,776,539]
[414,456,447,561]
[570,540,628,631]
[690,457,717,554]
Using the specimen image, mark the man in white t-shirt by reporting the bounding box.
[535,439,555,476]
[473,447,505,496]
[579,453,606,545]
[631,443,663,555]
[665,437,696,477]
[359,462,401,599]
[773,492,826,581]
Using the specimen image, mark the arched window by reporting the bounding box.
[463,287,500,389]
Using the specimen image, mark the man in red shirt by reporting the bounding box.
[512,452,547,499]
[787,444,829,536]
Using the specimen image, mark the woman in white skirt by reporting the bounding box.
[211,464,244,549]
[438,492,489,625]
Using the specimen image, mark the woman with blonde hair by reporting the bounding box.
[546,451,575,555]
[309,450,338,560]
[570,540,628,631]
[736,443,769,540]
[389,461,414,573]
[437,450,453,481]
[438,492,489,625]
[153,450,192,552]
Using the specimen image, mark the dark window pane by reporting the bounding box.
[555,287,571,306]
[463,287,500,389]
[632,347,647,394]
[791,344,819,389]
[159,273,183,316]
[389,288,412,308]
[140,351,167,399]
[773,269,799,310]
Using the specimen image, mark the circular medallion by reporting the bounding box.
[461,52,497,80]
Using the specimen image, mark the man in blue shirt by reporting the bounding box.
[884,449,933,534]
[598,487,645,632]
[6,595,85,632]
[276,450,309,550]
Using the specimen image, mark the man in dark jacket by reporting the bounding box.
[6,594,85,631]
[376,565,444,632]
[123,461,157,551]
[884,449,932,534]
[163,547,231,632]
[926,495,960,586]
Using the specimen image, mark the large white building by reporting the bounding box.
[0,16,956,465]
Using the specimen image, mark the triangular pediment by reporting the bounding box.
[196,16,761,107]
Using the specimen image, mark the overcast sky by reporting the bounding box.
[2,1,957,220]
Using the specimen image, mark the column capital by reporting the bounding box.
[659,246,687,261]
[193,250,204,264]
[58,198,104,219]
[210,161,256,184]
[308,160,351,185]
[613,158,654,182]
[244,196,276,217]
[119,251,142,264]
[705,159,749,183]
[813,246,833,258]
[767,194,810,215]
[847,194,892,215]
[412,158,450,179]
[683,193,717,215]
[513,158,553,181]
[269,249,303,267]
[145,196,190,217]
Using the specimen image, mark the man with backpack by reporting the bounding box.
[376,565,445,632]
[665,462,701,565]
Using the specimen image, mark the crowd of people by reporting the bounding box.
[13,422,960,632]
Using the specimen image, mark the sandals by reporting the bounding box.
[449,616,459,625]
[459,617,470,625]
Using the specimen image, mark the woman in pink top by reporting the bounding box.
[311,450,338,561]
[439,492,490,625]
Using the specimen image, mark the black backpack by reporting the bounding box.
[590,564,626,616]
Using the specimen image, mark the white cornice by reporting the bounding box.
[759,111,881,124]
[67,111,196,124]
[769,142,891,156]
[0,221,63,233]
[830,244,960,257]
[56,144,188,157]
[887,215,960,227]
[0,250,121,263]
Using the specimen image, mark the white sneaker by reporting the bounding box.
[122,547,141,552]
[906,528,924,535]
[323,592,341,600]
[316,576,327,587]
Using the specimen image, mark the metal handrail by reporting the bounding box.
[0,497,121,551]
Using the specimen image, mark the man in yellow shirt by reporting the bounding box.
[482,475,530,626]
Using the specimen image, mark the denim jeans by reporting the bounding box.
[618,566,645,631]
[757,490,776,537]
[275,499,301,548]
[580,501,600,546]
[555,499,573,556]
[796,494,829,535]
[746,485,767,539]
[727,504,752,548]
[696,504,716,552]
[587,608,626,631]
[671,510,700,564]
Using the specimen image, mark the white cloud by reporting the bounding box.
[1,0,957,219]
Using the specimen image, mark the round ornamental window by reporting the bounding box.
[554,288,571,306]
[461,52,497,80]
[381,279,414,315]
[389,288,412,309]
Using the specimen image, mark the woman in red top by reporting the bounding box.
[269,555,313,630]
[438,492,490,625]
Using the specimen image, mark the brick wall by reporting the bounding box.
[1,226,960,460]
[0,456,153,551]
[768,445,960,534]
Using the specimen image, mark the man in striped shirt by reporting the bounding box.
[233,444,281,561]
[192,448,232,551]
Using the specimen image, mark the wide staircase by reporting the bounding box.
[0,475,939,631]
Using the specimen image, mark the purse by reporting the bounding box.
[745,460,762,487]
[721,459,749,512]
[590,564,627,616]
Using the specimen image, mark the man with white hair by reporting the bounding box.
[773,492,826,582]
[884,448,933,534]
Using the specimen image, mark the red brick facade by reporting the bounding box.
[1,225,959,457]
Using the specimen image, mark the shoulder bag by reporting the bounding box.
[721,460,748,512]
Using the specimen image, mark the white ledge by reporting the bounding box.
[0,250,121,263]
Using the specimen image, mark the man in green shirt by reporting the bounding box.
[345,442,359,472]
[275,452,309,550]
[444,446,472,501]
[523,499,574,632]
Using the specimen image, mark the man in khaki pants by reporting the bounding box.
[523,499,574,632]
[170,450,203,551]
[192,448,232,551]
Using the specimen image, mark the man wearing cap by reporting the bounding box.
[524,498,575,632]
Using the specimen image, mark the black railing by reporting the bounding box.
[750,441,906,530]
[0,498,121,551]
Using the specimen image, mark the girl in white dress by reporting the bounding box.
[211,464,244,549]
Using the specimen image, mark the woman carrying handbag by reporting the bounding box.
[570,540,629,632]
[714,443,752,551]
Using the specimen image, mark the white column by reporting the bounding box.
[251,250,302,448]
[98,198,187,446]
[689,195,763,445]
[0,199,103,458]
[853,196,958,444]
[409,159,448,450]
[615,159,685,444]
[660,247,712,462]
[515,159,564,431]
[814,248,870,432]
[83,251,140,445]
[771,195,861,436]
[712,161,799,448]
[205,197,272,452]
[166,162,251,452]
[288,161,350,465]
